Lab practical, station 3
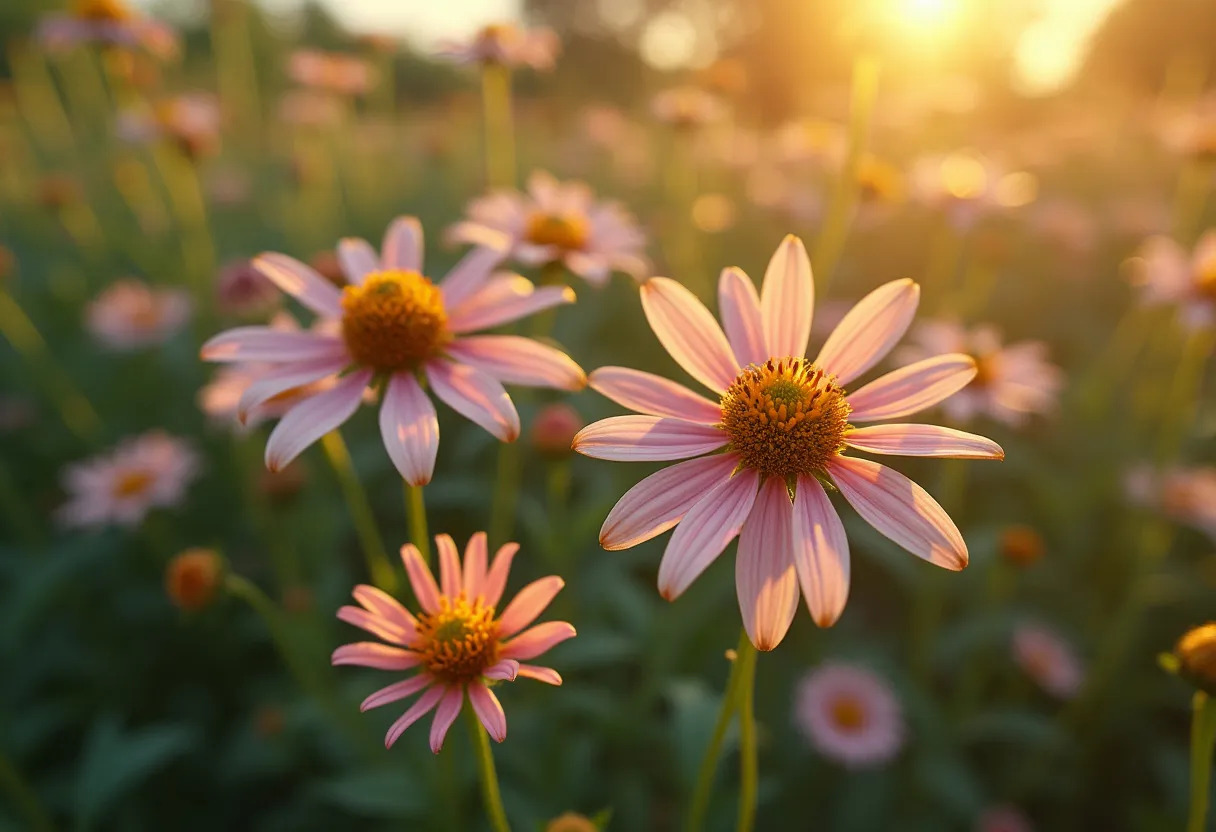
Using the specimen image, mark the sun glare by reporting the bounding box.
[890,0,962,36]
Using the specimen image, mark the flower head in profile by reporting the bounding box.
[1012,623,1083,700]
[651,86,726,130]
[288,49,375,97]
[1132,231,1216,330]
[794,662,904,768]
[448,171,649,286]
[201,217,584,482]
[435,23,559,70]
[116,94,222,159]
[574,236,1002,650]
[1125,465,1216,542]
[57,431,199,529]
[333,533,575,751]
[37,0,178,59]
[87,279,191,351]
[897,320,1063,427]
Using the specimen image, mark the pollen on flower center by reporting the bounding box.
[1196,259,1216,299]
[340,270,449,372]
[719,358,852,480]
[525,212,589,251]
[971,352,1000,387]
[414,596,500,683]
[830,697,868,732]
[74,0,133,21]
[113,469,154,498]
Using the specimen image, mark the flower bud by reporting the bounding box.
[999,525,1044,567]
[166,548,224,611]
[1175,623,1216,695]
[531,403,583,458]
[546,813,597,832]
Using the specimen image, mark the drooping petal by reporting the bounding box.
[828,455,967,570]
[440,245,508,309]
[516,665,562,685]
[401,543,441,614]
[500,621,577,661]
[483,659,519,681]
[360,674,433,712]
[352,584,417,629]
[588,367,722,424]
[599,453,740,550]
[379,372,439,486]
[447,275,575,333]
[236,356,347,421]
[572,416,727,461]
[845,354,978,422]
[264,370,371,471]
[735,477,799,651]
[336,606,412,646]
[446,336,586,391]
[425,360,520,442]
[435,534,461,597]
[640,277,739,393]
[792,476,850,628]
[760,235,814,359]
[382,216,424,272]
[337,238,381,285]
[468,682,507,742]
[481,543,518,607]
[845,424,1004,459]
[386,685,445,748]
[429,686,465,753]
[657,467,761,600]
[200,327,345,363]
[252,252,342,316]
[815,279,920,385]
[497,577,564,639]
[462,532,489,598]
[718,266,768,368]
[332,642,422,671]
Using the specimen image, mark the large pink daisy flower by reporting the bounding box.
[201,217,585,483]
[333,532,575,751]
[574,236,1002,650]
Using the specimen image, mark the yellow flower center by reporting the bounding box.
[830,696,867,733]
[1195,257,1216,300]
[112,469,154,498]
[971,352,999,387]
[340,270,449,372]
[414,596,500,683]
[73,0,133,21]
[719,358,852,481]
[525,212,589,252]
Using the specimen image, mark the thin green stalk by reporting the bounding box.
[1189,692,1216,832]
[405,483,430,565]
[736,637,759,832]
[321,431,397,591]
[0,750,55,832]
[466,707,511,832]
[1155,328,1215,465]
[0,458,40,545]
[481,62,515,190]
[685,630,749,832]
[488,441,522,549]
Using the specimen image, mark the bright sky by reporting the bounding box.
[256,0,521,49]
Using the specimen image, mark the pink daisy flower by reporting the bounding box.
[1125,465,1216,542]
[116,94,223,159]
[447,171,649,286]
[1012,623,1083,700]
[574,236,1002,650]
[200,217,584,482]
[87,279,191,351]
[37,0,178,59]
[897,321,1064,427]
[435,23,560,70]
[1132,231,1216,330]
[57,431,200,529]
[650,86,727,130]
[794,662,904,768]
[288,49,376,97]
[215,259,280,318]
[333,532,575,751]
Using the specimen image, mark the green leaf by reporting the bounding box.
[314,766,425,818]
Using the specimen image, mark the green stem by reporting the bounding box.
[685,630,749,832]
[736,637,759,832]
[405,482,430,565]
[481,63,515,190]
[1155,328,1216,465]
[466,707,511,832]
[320,431,397,591]
[225,574,319,699]
[0,749,55,832]
[488,441,522,549]
[1190,692,1216,832]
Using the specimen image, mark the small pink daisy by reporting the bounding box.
[574,236,1002,649]
[288,49,376,97]
[435,23,560,70]
[215,259,280,318]
[447,170,649,286]
[897,321,1064,427]
[116,94,222,159]
[1012,623,1083,700]
[794,662,904,768]
[37,0,178,59]
[57,431,200,529]
[1125,465,1216,542]
[650,86,727,130]
[87,279,191,351]
[333,532,575,751]
[200,217,584,482]
[1132,231,1216,330]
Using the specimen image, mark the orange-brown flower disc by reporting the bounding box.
[415,597,501,684]
[1176,623,1216,696]
[112,469,154,499]
[340,270,449,371]
[829,696,869,734]
[719,358,852,481]
[75,0,134,21]
[526,212,589,251]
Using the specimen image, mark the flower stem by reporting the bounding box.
[320,430,397,592]
[0,749,55,832]
[405,482,430,565]
[481,62,515,190]
[1189,692,1216,832]
[685,629,749,832]
[736,637,760,832]
[466,707,512,832]
[488,440,522,549]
